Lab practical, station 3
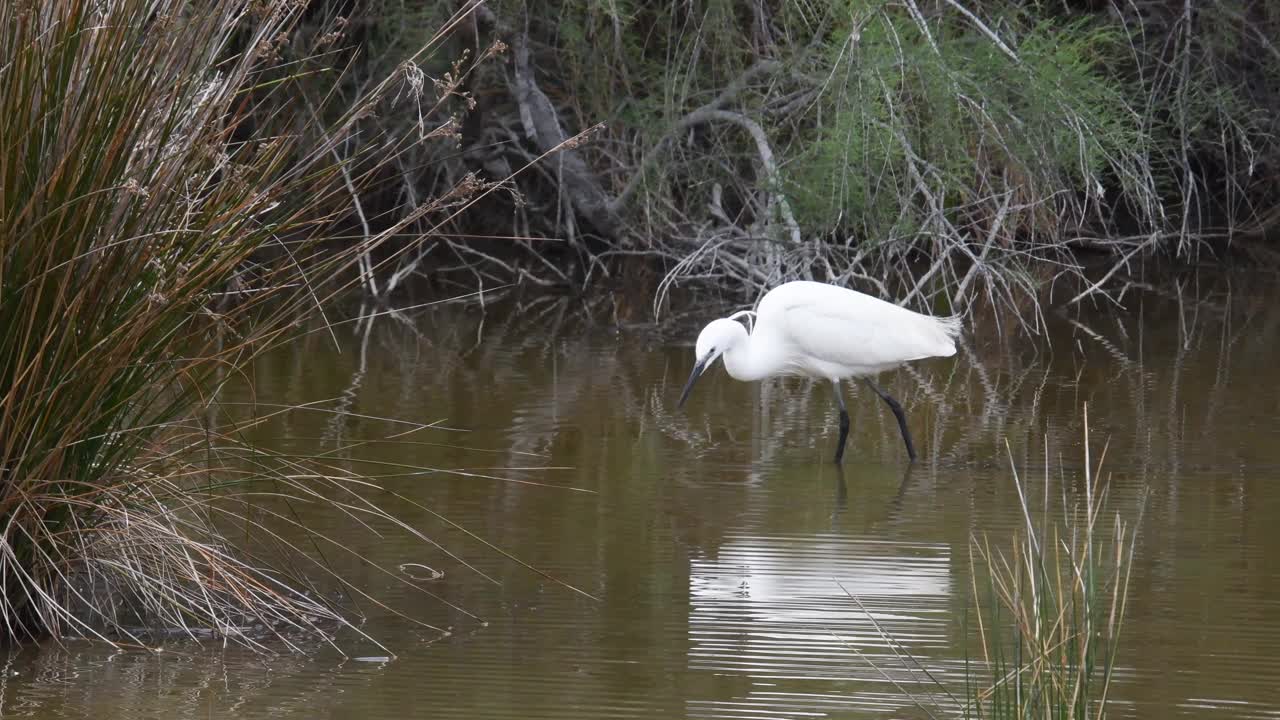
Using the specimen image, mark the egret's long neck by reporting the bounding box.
[721,330,782,382]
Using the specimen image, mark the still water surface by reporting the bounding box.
[4,280,1280,718]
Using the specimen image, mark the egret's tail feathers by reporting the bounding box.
[933,314,963,356]
[936,314,963,339]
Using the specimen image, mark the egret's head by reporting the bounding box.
[678,318,748,408]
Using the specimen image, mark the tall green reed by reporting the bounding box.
[0,0,452,650]
[856,407,1139,718]
[965,408,1138,719]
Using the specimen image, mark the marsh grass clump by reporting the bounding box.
[0,0,459,649]
[854,409,1139,719]
[964,428,1139,718]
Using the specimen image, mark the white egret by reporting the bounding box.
[678,281,961,463]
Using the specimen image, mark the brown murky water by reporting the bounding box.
[3,277,1280,718]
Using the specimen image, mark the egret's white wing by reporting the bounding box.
[778,304,929,371]
[759,282,958,374]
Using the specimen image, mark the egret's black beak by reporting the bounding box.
[678,355,710,409]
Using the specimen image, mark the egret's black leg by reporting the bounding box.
[832,464,848,514]
[863,379,918,462]
[832,380,851,464]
